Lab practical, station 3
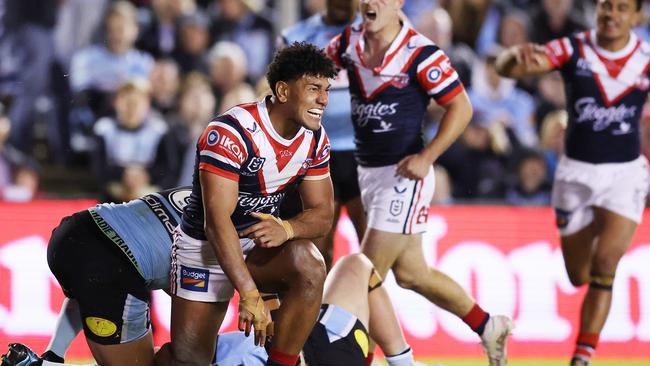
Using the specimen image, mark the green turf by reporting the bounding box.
[397,359,650,366]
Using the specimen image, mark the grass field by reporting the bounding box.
[401,359,650,366]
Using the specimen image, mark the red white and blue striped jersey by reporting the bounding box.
[545,31,650,163]
[181,98,331,240]
[326,23,464,167]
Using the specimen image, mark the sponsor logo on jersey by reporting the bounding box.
[85,317,117,337]
[142,194,178,234]
[319,144,331,160]
[352,99,399,128]
[574,97,637,133]
[635,76,650,91]
[180,265,209,292]
[245,122,258,133]
[219,134,246,163]
[390,73,410,89]
[207,130,219,146]
[299,158,314,175]
[238,192,285,215]
[427,67,442,83]
[247,156,266,172]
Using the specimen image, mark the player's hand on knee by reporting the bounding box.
[396,153,431,180]
[240,212,294,248]
[238,289,270,346]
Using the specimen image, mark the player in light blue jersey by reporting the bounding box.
[278,0,366,269]
[38,187,190,366]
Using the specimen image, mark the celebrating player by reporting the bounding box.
[326,1,513,365]
[159,42,336,366]
[495,1,649,365]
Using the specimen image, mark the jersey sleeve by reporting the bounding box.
[544,37,574,69]
[416,46,464,105]
[197,119,249,182]
[326,29,347,68]
[304,129,330,181]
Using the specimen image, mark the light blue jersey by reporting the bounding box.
[280,14,359,151]
[89,187,190,290]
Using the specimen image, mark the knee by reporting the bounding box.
[290,240,326,292]
[567,270,590,287]
[394,269,419,291]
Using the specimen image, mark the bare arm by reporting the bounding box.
[495,43,554,79]
[291,177,335,239]
[396,90,473,180]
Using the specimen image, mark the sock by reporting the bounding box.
[267,348,299,366]
[385,346,414,366]
[364,352,374,366]
[572,332,599,364]
[462,304,490,336]
[45,298,83,360]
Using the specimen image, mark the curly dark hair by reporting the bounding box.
[266,42,337,96]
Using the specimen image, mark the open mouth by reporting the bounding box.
[365,9,377,21]
[307,108,323,119]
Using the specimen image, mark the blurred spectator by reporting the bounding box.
[529,0,587,44]
[92,79,178,202]
[497,9,529,49]
[0,110,39,201]
[207,40,251,105]
[539,109,567,179]
[469,47,538,148]
[172,11,211,74]
[402,0,438,21]
[504,150,551,206]
[416,7,476,88]
[54,0,109,68]
[169,72,216,185]
[136,0,195,58]
[534,71,567,128]
[442,0,494,48]
[218,83,256,114]
[438,116,508,200]
[209,0,273,81]
[69,1,154,118]
[149,58,181,115]
[0,0,58,155]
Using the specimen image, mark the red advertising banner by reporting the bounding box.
[0,202,649,359]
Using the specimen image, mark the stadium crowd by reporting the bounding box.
[1,0,646,204]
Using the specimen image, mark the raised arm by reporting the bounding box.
[495,43,554,79]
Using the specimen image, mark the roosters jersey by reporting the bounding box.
[326,23,464,167]
[181,98,331,240]
[280,14,361,151]
[545,31,650,163]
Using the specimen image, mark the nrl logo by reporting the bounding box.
[389,200,403,217]
[247,157,266,172]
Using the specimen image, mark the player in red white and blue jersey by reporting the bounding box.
[162,43,337,366]
[496,1,649,365]
[278,0,366,271]
[327,1,513,365]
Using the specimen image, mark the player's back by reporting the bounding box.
[92,187,190,289]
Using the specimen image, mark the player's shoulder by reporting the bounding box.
[216,101,265,138]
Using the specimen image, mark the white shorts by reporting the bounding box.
[171,227,255,302]
[358,164,435,234]
[551,155,650,236]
